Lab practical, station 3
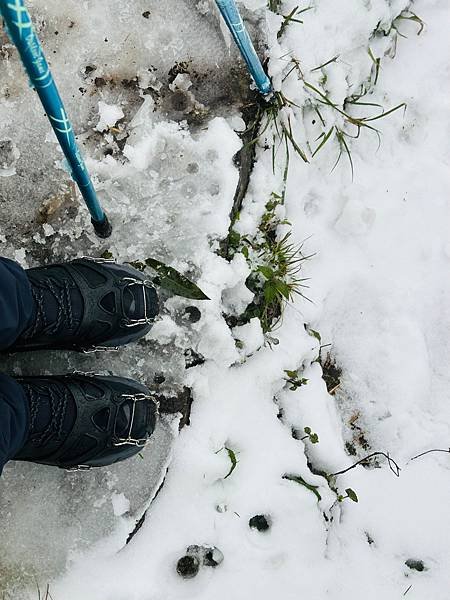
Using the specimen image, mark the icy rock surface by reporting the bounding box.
[0,0,246,596]
[0,0,253,237]
[0,419,174,592]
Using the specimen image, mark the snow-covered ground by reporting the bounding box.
[0,0,449,599]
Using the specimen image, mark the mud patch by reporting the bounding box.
[320,353,342,395]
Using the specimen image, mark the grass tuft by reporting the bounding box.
[223,191,313,335]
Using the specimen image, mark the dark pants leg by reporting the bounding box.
[0,374,29,475]
[0,258,33,474]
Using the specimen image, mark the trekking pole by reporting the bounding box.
[0,0,112,238]
[215,0,272,96]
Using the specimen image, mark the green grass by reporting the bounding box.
[283,474,322,501]
[224,191,313,334]
[250,92,309,183]
[248,75,405,182]
[303,81,406,179]
[252,5,411,181]
[241,231,312,333]
[284,369,308,391]
[220,2,412,333]
[393,10,425,37]
[239,191,313,333]
[277,5,313,38]
[252,231,311,332]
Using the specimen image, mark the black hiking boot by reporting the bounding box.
[9,257,159,352]
[13,374,158,469]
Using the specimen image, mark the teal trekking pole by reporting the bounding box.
[215,0,272,96]
[0,0,112,238]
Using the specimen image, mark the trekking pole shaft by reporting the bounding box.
[0,0,112,237]
[215,0,272,95]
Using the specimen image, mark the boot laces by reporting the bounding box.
[25,277,75,338]
[24,382,70,447]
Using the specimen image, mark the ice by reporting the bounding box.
[232,318,264,356]
[0,418,174,596]
[96,102,125,132]
[0,139,20,177]
[0,0,253,236]
[0,0,245,595]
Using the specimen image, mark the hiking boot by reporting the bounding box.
[10,258,159,352]
[13,374,158,469]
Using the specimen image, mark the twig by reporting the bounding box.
[410,448,450,461]
[331,452,401,477]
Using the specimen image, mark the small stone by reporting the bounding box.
[405,559,426,572]
[186,545,224,568]
[249,514,270,532]
[83,64,96,76]
[204,547,224,567]
[142,11,151,18]
[176,555,200,579]
[185,306,201,323]
[38,192,67,224]
[94,77,106,88]
[184,348,205,369]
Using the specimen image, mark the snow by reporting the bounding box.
[111,492,131,517]
[1,0,450,599]
[96,102,125,132]
[0,139,20,177]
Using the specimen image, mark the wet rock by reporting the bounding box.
[184,348,205,368]
[83,64,96,77]
[249,514,271,532]
[176,555,200,579]
[155,387,193,430]
[203,547,224,567]
[405,559,426,572]
[185,306,201,323]
[153,373,166,385]
[37,190,72,224]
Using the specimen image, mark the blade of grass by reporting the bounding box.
[363,102,406,122]
[368,47,380,85]
[312,126,334,157]
[311,55,340,72]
